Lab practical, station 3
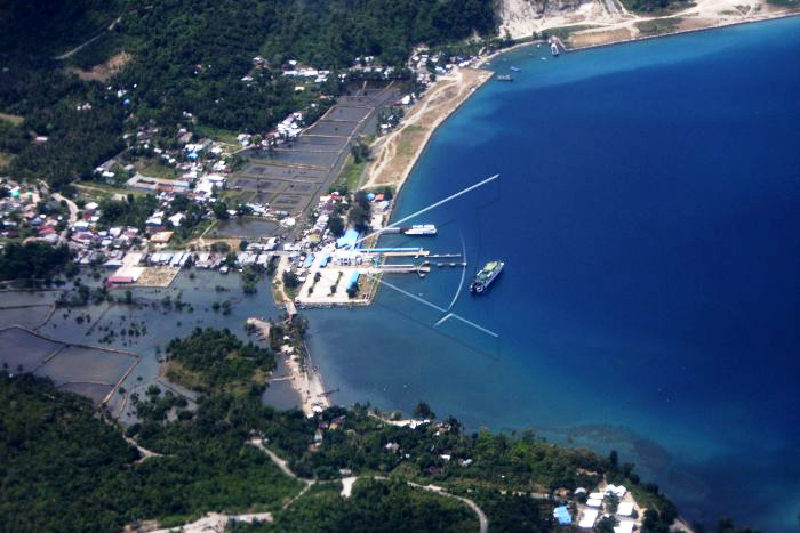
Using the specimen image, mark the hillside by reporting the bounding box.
[496,0,798,41]
[0,0,496,190]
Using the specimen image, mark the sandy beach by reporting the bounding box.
[362,66,493,194]
[359,5,798,196]
[248,315,328,417]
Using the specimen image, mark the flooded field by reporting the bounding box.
[0,327,61,370]
[0,269,301,417]
[0,326,137,405]
[303,120,359,137]
[215,219,280,238]
[0,306,52,329]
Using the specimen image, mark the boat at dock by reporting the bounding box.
[402,224,437,236]
[496,74,513,82]
[551,42,560,56]
[470,260,504,294]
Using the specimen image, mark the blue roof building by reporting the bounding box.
[336,229,360,249]
[552,506,571,525]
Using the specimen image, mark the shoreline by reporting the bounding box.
[361,10,797,238]
[560,10,800,53]
[281,7,800,413]
[294,13,799,528]
[361,9,800,245]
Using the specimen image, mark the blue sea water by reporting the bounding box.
[306,18,800,531]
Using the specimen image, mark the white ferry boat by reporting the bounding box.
[402,224,437,236]
[470,260,504,293]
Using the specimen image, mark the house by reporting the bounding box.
[107,275,134,284]
[150,231,173,244]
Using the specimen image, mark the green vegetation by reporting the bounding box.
[163,327,276,394]
[0,242,74,284]
[619,0,695,14]
[1,316,699,532]
[348,191,372,233]
[0,1,122,56]
[0,119,29,155]
[335,154,368,193]
[0,0,496,190]
[241,264,262,294]
[636,17,684,35]
[546,24,605,40]
[260,0,496,67]
[236,479,479,532]
[0,373,302,532]
[97,194,158,230]
[327,213,346,238]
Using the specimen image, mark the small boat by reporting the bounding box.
[510,66,521,72]
[470,260,504,294]
[402,224,437,236]
[496,74,514,82]
[551,42,560,56]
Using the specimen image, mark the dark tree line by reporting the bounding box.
[0,242,74,282]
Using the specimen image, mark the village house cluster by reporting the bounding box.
[0,181,66,243]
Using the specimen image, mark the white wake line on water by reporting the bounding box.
[370,275,499,338]
[446,231,467,312]
[354,174,500,247]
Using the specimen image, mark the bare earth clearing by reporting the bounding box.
[65,52,132,83]
[500,0,797,47]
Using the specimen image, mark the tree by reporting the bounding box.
[597,516,618,533]
[609,449,618,468]
[213,201,230,220]
[606,492,619,515]
[413,401,435,419]
[327,213,345,237]
[283,271,299,289]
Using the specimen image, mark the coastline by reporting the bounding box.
[295,13,800,529]
[359,10,800,240]
[560,10,800,52]
[362,67,493,196]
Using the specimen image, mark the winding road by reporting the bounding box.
[248,438,488,532]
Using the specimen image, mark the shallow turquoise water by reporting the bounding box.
[307,17,800,530]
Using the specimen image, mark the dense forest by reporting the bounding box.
[163,327,276,393]
[0,373,301,532]
[0,321,759,532]
[0,242,74,283]
[235,479,480,532]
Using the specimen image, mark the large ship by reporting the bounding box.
[470,260,504,294]
[402,224,437,236]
